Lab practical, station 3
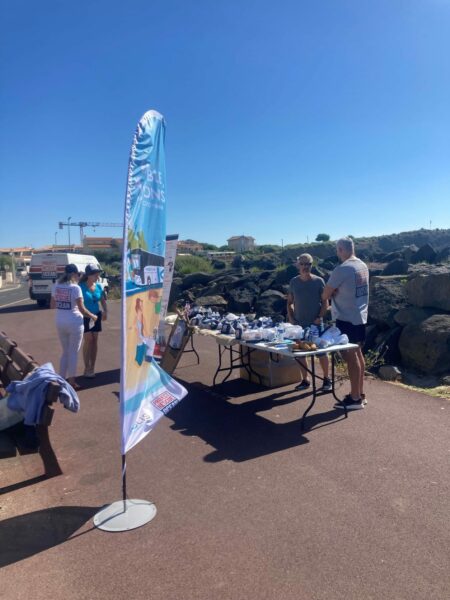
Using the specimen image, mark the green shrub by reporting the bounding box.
[175,255,213,275]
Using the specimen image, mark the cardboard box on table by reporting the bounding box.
[240,347,301,388]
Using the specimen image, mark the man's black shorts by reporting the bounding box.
[83,312,102,333]
[336,319,365,344]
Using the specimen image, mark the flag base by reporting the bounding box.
[93,499,157,532]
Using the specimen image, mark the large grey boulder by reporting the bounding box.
[369,277,408,328]
[195,294,228,309]
[226,286,258,313]
[273,265,298,286]
[394,306,438,326]
[402,245,419,262]
[436,246,450,263]
[406,273,450,311]
[398,314,450,375]
[254,290,286,317]
[382,259,409,276]
[181,272,215,289]
[411,243,437,264]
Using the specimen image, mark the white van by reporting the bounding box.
[29,252,108,307]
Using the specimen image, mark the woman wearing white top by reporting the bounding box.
[50,264,98,389]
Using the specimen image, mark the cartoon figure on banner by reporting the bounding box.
[134,297,156,366]
[148,289,162,315]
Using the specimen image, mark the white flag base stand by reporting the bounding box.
[93,499,157,532]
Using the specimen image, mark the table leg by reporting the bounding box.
[182,334,200,365]
[300,356,317,429]
[331,352,348,418]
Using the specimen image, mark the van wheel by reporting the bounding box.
[37,299,48,308]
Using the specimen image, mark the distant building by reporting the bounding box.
[227,235,255,252]
[0,246,33,269]
[205,251,235,261]
[83,236,123,251]
[177,239,203,254]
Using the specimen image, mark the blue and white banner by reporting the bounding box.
[120,110,187,454]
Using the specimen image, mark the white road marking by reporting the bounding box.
[0,297,31,309]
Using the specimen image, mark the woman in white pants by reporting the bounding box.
[50,264,98,389]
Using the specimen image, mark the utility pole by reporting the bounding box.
[54,231,58,246]
[68,216,72,246]
[9,252,16,284]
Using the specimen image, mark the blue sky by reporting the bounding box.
[1,0,449,249]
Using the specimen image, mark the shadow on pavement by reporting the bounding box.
[0,474,54,496]
[78,368,120,390]
[0,303,41,314]
[166,381,308,462]
[0,506,98,567]
[167,380,350,462]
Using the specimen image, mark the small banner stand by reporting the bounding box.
[93,456,157,532]
[93,110,187,532]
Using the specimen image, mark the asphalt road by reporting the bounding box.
[0,282,31,309]
[1,302,449,600]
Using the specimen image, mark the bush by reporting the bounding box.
[175,255,213,275]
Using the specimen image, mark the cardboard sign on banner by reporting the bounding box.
[160,317,193,374]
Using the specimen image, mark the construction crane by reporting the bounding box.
[58,220,123,244]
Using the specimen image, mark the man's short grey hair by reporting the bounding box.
[296,253,313,263]
[336,237,354,254]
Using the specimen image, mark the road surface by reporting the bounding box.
[1,301,449,600]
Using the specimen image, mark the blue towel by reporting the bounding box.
[6,362,80,425]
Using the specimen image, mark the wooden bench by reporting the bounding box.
[0,330,62,477]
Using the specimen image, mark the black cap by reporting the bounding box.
[65,264,79,275]
[85,263,102,276]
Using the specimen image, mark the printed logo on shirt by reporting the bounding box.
[55,287,71,310]
[354,265,369,298]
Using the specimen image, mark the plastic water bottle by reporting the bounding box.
[319,318,324,334]
[235,321,243,340]
[277,323,284,342]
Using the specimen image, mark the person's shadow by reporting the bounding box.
[0,506,98,567]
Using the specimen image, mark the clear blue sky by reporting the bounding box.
[1,0,449,249]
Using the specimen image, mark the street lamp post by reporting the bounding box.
[54,231,58,247]
[68,216,72,246]
[9,252,16,285]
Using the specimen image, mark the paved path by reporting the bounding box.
[0,282,29,308]
[1,301,449,600]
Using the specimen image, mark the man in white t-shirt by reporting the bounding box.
[322,237,369,410]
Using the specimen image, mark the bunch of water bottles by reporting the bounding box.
[185,304,348,346]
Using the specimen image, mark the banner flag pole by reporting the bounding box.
[94,109,187,532]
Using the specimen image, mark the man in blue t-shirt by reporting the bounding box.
[322,237,369,410]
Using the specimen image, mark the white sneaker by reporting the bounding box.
[84,369,95,378]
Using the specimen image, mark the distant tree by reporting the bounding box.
[0,256,13,270]
[315,233,330,242]
[201,243,219,251]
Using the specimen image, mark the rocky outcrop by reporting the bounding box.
[398,315,450,375]
[368,277,408,329]
[406,273,450,312]
[411,243,436,264]
[254,290,286,316]
[382,259,409,276]
[172,244,450,377]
